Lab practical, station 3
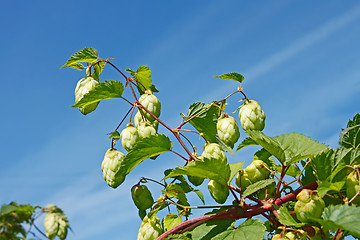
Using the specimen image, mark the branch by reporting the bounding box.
[156,182,318,239]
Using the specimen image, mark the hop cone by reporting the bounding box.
[131,185,154,210]
[294,189,325,222]
[101,148,126,188]
[138,90,161,122]
[137,215,163,240]
[137,121,157,139]
[74,76,99,115]
[217,115,240,148]
[134,111,159,130]
[43,204,69,240]
[201,143,227,162]
[120,123,139,152]
[238,100,265,131]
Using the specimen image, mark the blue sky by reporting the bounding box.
[1,1,360,239]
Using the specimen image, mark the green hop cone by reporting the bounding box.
[134,111,159,131]
[137,215,163,240]
[201,143,227,162]
[271,234,286,240]
[74,76,99,115]
[238,100,265,131]
[131,184,154,210]
[235,169,252,191]
[137,121,157,139]
[217,115,240,148]
[188,175,205,186]
[44,213,59,240]
[346,166,360,204]
[120,123,139,152]
[101,148,126,188]
[245,160,270,183]
[294,189,325,223]
[208,180,229,204]
[43,205,69,240]
[139,90,161,122]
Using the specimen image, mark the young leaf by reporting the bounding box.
[242,179,276,197]
[163,214,182,232]
[107,130,120,139]
[236,137,257,152]
[339,113,360,150]
[61,47,98,68]
[277,205,305,227]
[163,184,188,204]
[92,61,105,80]
[315,204,360,238]
[134,66,152,94]
[193,189,205,205]
[71,80,124,108]
[212,219,266,240]
[229,162,243,183]
[164,157,231,185]
[215,72,245,83]
[68,62,85,70]
[120,134,172,175]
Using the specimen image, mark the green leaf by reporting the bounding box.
[193,189,205,205]
[212,219,266,240]
[71,80,124,108]
[107,130,120,139]
[316,204,360,238]
[61,47,98,68]
[242,179,276,197]
[67,62,85,70]
[182,102,234,153]
[236,137,257,152]
[229,162,243,183]
[246,131,328,165]
[164,157,231,185]
[92,61,105,80]
[254,148,278,169]
[311,149,337,182]
[340,113,360,150]
[125,68,136,75]
[164,183,188,204]
[120,134,172,175]
[215,72,245,83]
[163,214,182,232]
[246,130,285,162]
[134,66,152,94]
[277,205,305,227]
[316,181,345,198]
[0,204,17,216]
[189,219,234,240]
[284,165,301,178]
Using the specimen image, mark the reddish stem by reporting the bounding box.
[156,182,318,240]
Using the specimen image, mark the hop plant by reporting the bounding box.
[137,215,163,240]
[43,204,69,240]
[74,76,99,115]
[238,100,265,131]
[217,115,240,148]
[294,189,325,223]
[208,180,229,204]
[101,148,126,188]
[134,111,159,131]
[131,184,154,210]
[120,123,139,152]
[139,90,161,122]
[137,121,157,139]
[201,143,227,162]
